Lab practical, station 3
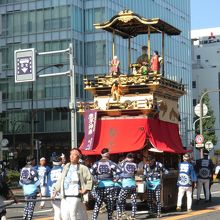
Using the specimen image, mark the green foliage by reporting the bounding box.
[215,149,220,155]
[195,90,218,145]
[211,156,219,165]
[6,169,20,184]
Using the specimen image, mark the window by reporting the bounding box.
[193,99,197,106]
[192,81,196,88]
[45,110,52,132]
[85,41,106,66]
[85,8,105,32]
[196,55,200,59]
[53,110,60,131]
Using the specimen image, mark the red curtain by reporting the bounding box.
[80,118,186,155]
[146,119,186,154]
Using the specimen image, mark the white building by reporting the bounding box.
[191,28,220,148]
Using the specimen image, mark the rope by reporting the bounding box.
[0,195,82,209]
[0,200,15,209]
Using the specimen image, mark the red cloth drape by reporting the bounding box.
[80,118,186,155]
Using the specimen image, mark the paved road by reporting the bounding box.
[5,183,220,219]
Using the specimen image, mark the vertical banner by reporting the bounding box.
[82,110,97,150]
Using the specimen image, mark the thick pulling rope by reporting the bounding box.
[0,195,82,209]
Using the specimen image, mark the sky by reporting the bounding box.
[191,0,220,30]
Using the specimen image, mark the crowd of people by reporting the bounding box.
[0,147,217,220]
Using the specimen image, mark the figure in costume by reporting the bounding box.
[90,148,122,220]
[111,81,122,102]
[176,154,197,212]
[195,150,214,203]
[47,156,63,220]
[150,50,160,74]
[117,153,137,220]
[136,46,149,75]
[144,155,168,218]
[20,155,41,220]
[35,157,50,209]
[110,56,120,76]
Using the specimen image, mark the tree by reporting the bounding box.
[195,90,218,145]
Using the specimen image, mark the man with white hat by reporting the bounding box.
[35,157,50,209]
[176,153,197,212]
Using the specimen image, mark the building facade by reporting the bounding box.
[0,0,192,160]
[192,28,220,148]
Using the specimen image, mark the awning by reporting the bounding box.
[146,119,186,154]
[80,118,186,155]
[94,10,181,38]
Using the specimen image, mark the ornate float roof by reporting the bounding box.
[94,9,181,38]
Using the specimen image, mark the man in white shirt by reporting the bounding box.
[53,148,93,220]
[35,157,50,209]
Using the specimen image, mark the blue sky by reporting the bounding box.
[191,0,220,29]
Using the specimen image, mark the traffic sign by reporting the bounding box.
[205,141,214,151]
[194,104,208,117]
[14,48,36,83]
[196,143,204,148]
[1,138,8,147]
[195,134,204,144]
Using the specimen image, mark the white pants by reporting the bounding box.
[61,197,88,220]
[40,186,47,207]
[177,186,192,210]
[197,178,210,201]
[52,200,61,220]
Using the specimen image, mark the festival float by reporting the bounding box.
[79,10,187,208]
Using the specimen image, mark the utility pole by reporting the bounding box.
[30,82,34,155]
[69,43,77,148]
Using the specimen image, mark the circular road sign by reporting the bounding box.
[1,138,9,147]
[195,134,204,144]
[194,104,208,117]
[205,141,214,151]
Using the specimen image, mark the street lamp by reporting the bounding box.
[193,116,211,131]
[30,63,64,156]
[199,89,220,158]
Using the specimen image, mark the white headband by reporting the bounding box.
[126,157,134,162]
[101,152,109,157]
[53,161,61,166]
